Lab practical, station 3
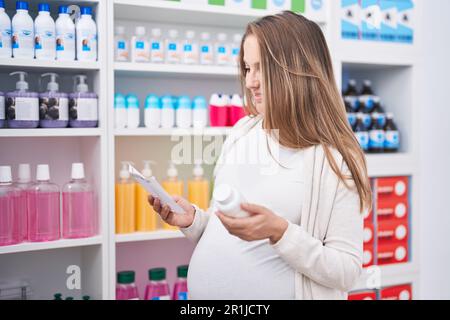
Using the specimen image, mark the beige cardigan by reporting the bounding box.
[181,143,364,300]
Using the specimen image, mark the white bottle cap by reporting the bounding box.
[209,93,220,105]
[142,160,155,179]
[349,79,357,86]
[220,94,230,107]
[213,184,233,206]
[386,112,394,119]
[186,30,195,39]
[217,33,227,41]
[151,28,161,37]
[18,164,31,183]
[231,94,243,107]
[394,181,406,196]
[167,162,178,178]
[395,225,407,240]
[71,163,85,180]
[136,26,146,36]
[119,162,131,180]
[169,29,178,38]
[115,26,125,35]
[10,71,29,91]
[200,32,210,41]
[0,166,12,183]
[36,164,50,181]
[395,246,407,261]
[363,80,372,87]
[399,290,411,300]
[233,33,242,43]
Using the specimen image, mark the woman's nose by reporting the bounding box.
[246,73,260,90]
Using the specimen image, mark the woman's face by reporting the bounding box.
[244,35,264,115]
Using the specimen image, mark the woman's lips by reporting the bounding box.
[253,94,262,103]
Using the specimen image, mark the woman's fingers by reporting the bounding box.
[160,204,171,221]
[154,197,162,213]
[148,194,155,206]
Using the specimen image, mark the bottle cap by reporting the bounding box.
[200,32,210,41]
[117,271,135,284]
[169,29,178,38]
[217,33,227,41]
[74,75,89,93]
[209,93,220,106]
[186,30,195,39]
[126,94,139,109]
[82,295,90,300]
[233,33,242,43]
[386,112,394,119]
[213,184,233,205]
[167,162,178,178]
[193,96,207,109]
[0,166,12,183]
[71,163,85,180]
[38,3,50,12]
[145,94,160,109]
[219,94,230,107]
[177,265,188,278]
[151,28,161,37]
[161,95,174,109]
[231,94,243,107]
[41,73,60,92]
[142,160,155,178]
[53,293,63,300]
[16,1,28,10]
[149,268,166,281]
[177,96,191,109]
[65,297,74,300]
[114,93,126,109]
[363,80,372,87]
[0,0,5,8]
[10,71,29,91]
[59,5,69,14]
[115,26,125,35]
[119,162,131,180]
[81,6,92,16]
[135,26,146,36]
[349,79,357,86]
[36,164,50,181]
[18,164,31,183]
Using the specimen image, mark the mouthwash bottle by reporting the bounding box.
[116,271,139,300]
[144,268,170,300]
[172,265,188,300]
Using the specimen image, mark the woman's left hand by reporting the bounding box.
[216,203,289,244]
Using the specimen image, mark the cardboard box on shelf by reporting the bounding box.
[376,198,409,221]
[377,242,408,265]
[375,176,409,201]
[348,290,377,300]
[380,284,412,300]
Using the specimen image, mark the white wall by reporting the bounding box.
[419,0,450,299]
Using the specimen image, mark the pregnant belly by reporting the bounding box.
[187,215,295,300]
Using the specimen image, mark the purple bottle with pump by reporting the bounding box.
[69,75,98,128]
[6,71,39,128]
[39,73,69,128]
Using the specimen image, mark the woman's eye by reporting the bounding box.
[244,67,250,74]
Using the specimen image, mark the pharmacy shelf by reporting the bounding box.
[0,236,103,255]
[114,127,232,137]
[114,62,238,78]
[0,58,101,72]
[366,153,416,177]
[115,230,185,243]
[0,128,103,138]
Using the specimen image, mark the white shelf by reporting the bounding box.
[0,128,103,138]
[0,58,100,72]
[0,236,103,255]
[366,153,415,177]
[115,230,185,243]
[115,127,232,137]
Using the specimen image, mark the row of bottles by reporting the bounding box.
[0,72,98,129]
[116,265,188,300]
[0,163,97,247]
[0,1,97,61]
[115,161,209,234]
[343,79,400,153]
[115,25,241,67]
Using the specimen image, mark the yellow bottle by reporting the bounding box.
[161,162,183,231]
[135,160,161,232]
[188,161,209,211]
[115,162,136,234]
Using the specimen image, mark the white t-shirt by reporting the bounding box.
[187,116,305,300]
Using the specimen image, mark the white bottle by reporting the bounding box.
[182,30,199,65]
[131,26,149,63]
[55,5,75,61]
[144,94,161,129]
[12,1,34,59]
[213,184,249,218]
[230,33,242,67]
[160,95,175,129]
[114,26,129,62]
[126,94,140,129]
[165,29,180,64]
[215,33,230,66]
[0,0,12,58]
[114,93,127,129]
[76,6,97,62]
[34,3,55,61]
[192,96,208,129]
[176,96,192,129]
[199,32,213,65]
[150,28,164,63]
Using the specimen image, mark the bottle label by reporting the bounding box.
[39,97,69,121]
[151,41,163,62]
[217,46,229,64]
[344,96,359,111]
[377,113,387,127]
[118,41,125,49]
[385,131,400,149]
[184,44,192,52]
[0,28,12,50]
[347,112,357,128]
[167,43,180,63]
[116,41,129,61]
[369,129,385,149]
[168,43,177,51]
[355,131,369,151]
[218,46,226,54]
[152,42,160,50]
[69,98,98,121]
[151,295,170,300]
[359,95,376,112]
[362,113,372,129]
[136,41,144,49]
[81,33,96,52]
[6,97,39,121]
[201,45,209,53]
[56,32,75,52]
[12,29,34,52]
[0,96,5,120]
[177,292,188,300]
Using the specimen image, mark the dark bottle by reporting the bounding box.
[343,79,360,113]
[384,112,400,153]
[368,112,385,153]
[359,80,378,114]
[354,113,369,152]
[373,97,387,128]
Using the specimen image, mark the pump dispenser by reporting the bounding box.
[39,73,69,128]
[69,75,98,128]
[6,71,39,128]
[188,160,209,211]
[136,160,160,231]
[162,162,183,230]
[115,161,136,234]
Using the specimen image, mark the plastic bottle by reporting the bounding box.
[176,95,192,129]
[27,164,60,242]
[0,166,21,246]
[34,3,56,61]
[373,97,386,128]
[53,293,63,300]
[115,162,135,234]
[215,33,230,66]
[368,112,385,153]
[209,93,228,127]
[192,96,208,129]
[12,1,34,59]
[162,162,183,230]
[230,33,242,67]
[199,32,213,65]
[144,94,161,129]
[55,5,75,61]
[150,28,164,63]
[384,112,400,153]
[0,91,5,128]
[39,73,69,128]
[116,271,139,300]
[114,93,127,129]
[160,95,175,129]
[62,163,96,239]
[136,160,159,232]
[69,75,98,128]
[188,161,209,211]
[131,26,149,63]
[14,163,32,241]
[6,71,39,128]
[126,94,140,129]
[182,30,198,65]
[0,0,12,58]
[172,265,188,300]
[144,268,171,300]
[114,26,129,62]
[213,184,249,218]
[359,80,377,115]
[165,29,180,64]
[354,113,369,152]
[343,79,360,113]
[229,94,246,126]
[76,7,97,62]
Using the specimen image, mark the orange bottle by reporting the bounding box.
[161,162,183,231]
[115,162,136,234]
[136,160,161,232]
[188,161,209,211]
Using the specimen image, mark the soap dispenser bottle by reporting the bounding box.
[188,160,209,211]
[69,75,98,128]
[162,162,183,231]
[39,73,69,128]
[136,160,160,232]
[115,161,136,234]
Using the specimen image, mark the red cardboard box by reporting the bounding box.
[380,284,412,300]
[364,222,375,245]
[348,290,377,300]
[375,177,409,201]
[376,199,409,221]
[377,242,408,265]
[363,244,375,268]
[377,219,409,245]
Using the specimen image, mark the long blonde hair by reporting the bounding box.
[239,11,372,212]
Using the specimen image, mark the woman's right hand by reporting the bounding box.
[148,194,196,229]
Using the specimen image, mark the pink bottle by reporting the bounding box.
[0,166,21,246]
[229,94,246,126]
[116,271,139,300]
[14,164,32,241]
[172,265,188,300]
[144,268,171,300]
[209,93,228,127]
[28,164,60,242]
[62,163,97,239]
